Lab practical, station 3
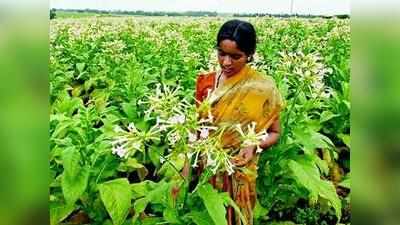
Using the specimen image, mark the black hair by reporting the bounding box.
[216,19,257,58]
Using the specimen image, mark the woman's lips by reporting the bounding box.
[223,68,233,74]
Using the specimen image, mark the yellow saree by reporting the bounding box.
[196,64,283,225]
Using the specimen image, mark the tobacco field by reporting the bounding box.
[50,17,350,225]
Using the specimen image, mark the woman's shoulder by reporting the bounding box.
[249,67,276,83]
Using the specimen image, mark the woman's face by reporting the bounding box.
[217,39,248,77]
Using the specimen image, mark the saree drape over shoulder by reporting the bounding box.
[195,65,283,225]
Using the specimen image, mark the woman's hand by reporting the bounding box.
[231,145,256,166]
[231,117,281,167]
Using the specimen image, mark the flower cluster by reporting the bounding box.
[110,84,268,176]
[278,51,333,99]
[111,122,160,159]
[236,122,269,153]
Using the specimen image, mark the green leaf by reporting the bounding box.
[338,133,350,148]
[186,211,214,225]
[98,178,132,225]
[61,147,89,204]
[311,154,329,176]
[197,184,227,225]
[126,158,144,169]
[134,198,148,213]
[118,158,144,172]
[253,200,268,220]
[163,207,181,224]
[293,128,334,154]
[132,198,149,223]
[339,173,350,189]
[140,217,164,225]
[148,145,166,168]
[131,180,157,199]
[122,102,137,121]
[158,154,185,178]
[49,202,75,225]
[52,119,76,139]
[320,111,338,123]
[76,63,85,73]
[132,181,170,223]
[288,158,341,220]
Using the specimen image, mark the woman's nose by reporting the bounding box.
[222,56,232,66]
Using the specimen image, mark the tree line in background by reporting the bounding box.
[50,8,350,19]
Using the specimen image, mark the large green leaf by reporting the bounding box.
[339,173,350,189]
[163,207,181,224]
[49,202,75,225]
[158,154,185,178]
[197,183,227,225]
[288,159,341,220]
[186,211,214,225]
[320,110,338,123]
[61,147,89,204]
[132,181,170,223]
[76,63,85,73]
[293,128,334,154]
[132,197,149,223]
[338,133,351,148]
[131,180,157,199]
[253,199,269,220]
[98,178,132,225]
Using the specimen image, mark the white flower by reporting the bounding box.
[186,151,195,159]
[176,114,185,124]
[160,157,165,164]
[235,124,244,136]
[168,132,180,145]
[168,114,185,124]
[114,125,123,133]
[159,125,168,132]
[132,142,141,151]
[188,132,197,143]
[259,131,269,141]
[227,165,235,175]
[128,123,137,132]
[156,116,162,126]
[112,145,127,158]
[168,116,178,124]
[207,111,214,123]
[206,88,212,98]
[112,137,127,145]
[199,128,209,139]
[192,152,200,168]
[206,154,216,167]
[256,146,263,154]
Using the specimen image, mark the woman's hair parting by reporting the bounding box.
[216,19,257,58]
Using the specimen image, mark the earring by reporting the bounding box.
[247,56,252,62]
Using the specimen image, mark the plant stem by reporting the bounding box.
[282,81,305,141]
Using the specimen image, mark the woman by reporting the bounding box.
[195,19,283,225]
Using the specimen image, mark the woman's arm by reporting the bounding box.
[259,116,281,149]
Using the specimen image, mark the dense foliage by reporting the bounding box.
[50,17,350,225]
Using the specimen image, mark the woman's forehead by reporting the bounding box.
[218,39,245,54]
